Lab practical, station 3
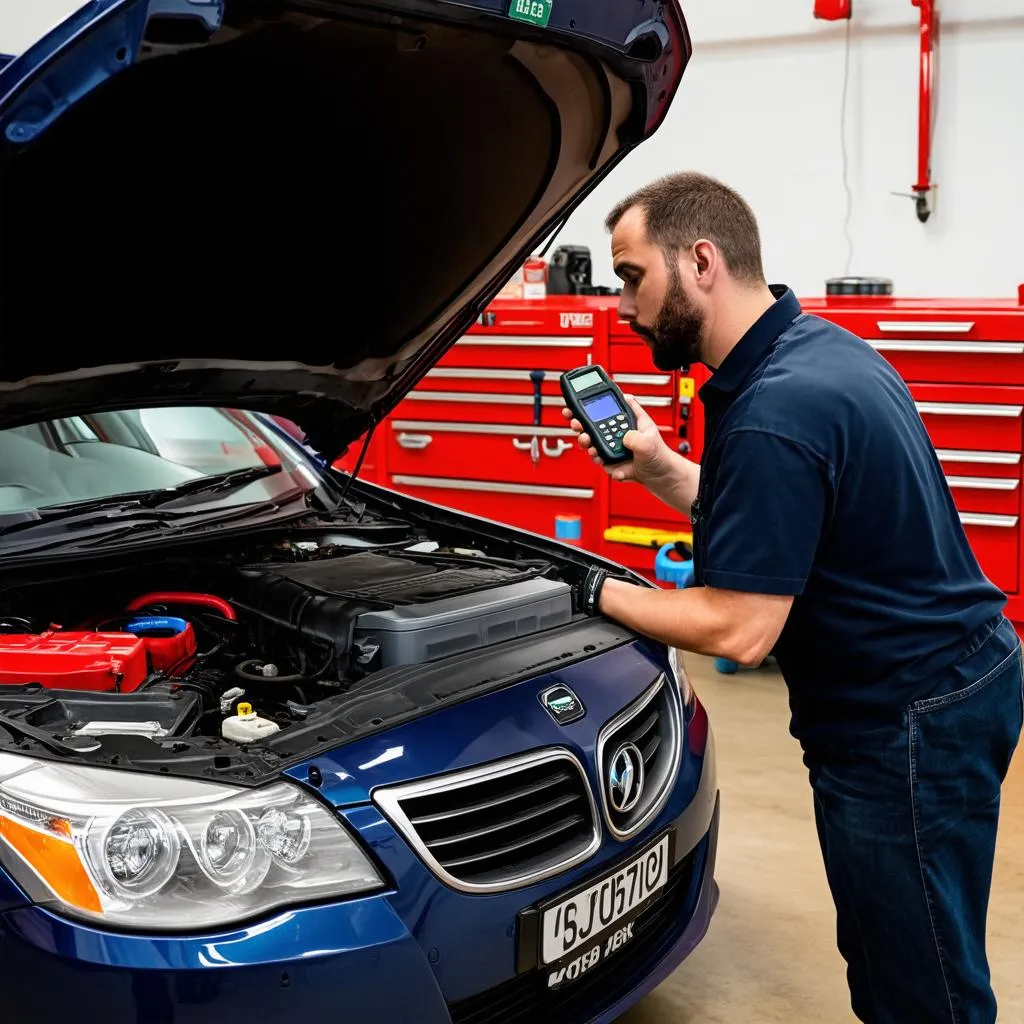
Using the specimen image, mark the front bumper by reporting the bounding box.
[0,776,718,1024]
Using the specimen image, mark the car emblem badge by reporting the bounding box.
[608,742,644,815]
[539,685,585,725]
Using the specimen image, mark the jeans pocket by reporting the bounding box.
[910,643,1023,799]
[909,641,1022,716]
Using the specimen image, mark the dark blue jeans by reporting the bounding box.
[810,615,1023,1024]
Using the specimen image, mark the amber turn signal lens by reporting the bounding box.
[0,814,102,914]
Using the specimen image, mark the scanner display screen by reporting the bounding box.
[570,370,603,392]
[582,393,624,422]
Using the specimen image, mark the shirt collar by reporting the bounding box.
[698,284,802,401]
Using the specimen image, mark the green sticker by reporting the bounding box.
[508,0,552,28]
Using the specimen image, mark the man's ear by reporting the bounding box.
[692,239,718,290]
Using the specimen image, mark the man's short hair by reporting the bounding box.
[606,171,765,285]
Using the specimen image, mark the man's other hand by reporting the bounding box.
[562,393,674,485]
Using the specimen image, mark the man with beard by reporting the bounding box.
[565,171,1021,1024]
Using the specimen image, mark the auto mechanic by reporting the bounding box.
[565,170,1023,1024]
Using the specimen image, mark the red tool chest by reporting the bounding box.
[800,288,1024,622]
[383,299,618,554]
[336,285,1024,629]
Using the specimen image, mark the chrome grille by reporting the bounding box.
[374,750,600,893]
[597,674,682,839]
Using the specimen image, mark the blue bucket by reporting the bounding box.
[654,542,693,588]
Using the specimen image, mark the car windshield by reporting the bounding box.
[0,407,322,514]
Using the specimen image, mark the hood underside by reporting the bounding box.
[0,0,689,457]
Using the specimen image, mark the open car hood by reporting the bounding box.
[0,0,690,460]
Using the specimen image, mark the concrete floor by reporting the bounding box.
[622,654,1024,1024]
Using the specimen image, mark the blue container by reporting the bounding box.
[654,543,693,588]
[554,514,582,545]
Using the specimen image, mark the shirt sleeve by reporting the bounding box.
[701,429,833,596]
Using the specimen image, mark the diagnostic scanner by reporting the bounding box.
[560,365,637,464]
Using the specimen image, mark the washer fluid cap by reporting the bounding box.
[825,276,893,296]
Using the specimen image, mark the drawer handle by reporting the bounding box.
[611,373,672,386]
[915,401,1024,418]
[542,439,573,458]
[512,437,541,464]
[407,389,679,409]
[871,340,1024,355]
[392,420,575,439]
[407,391,561,406]
[391,475,594,500]
[945,475,1020,491]
[427,369,554,381]
[876,321,975,334]
[396,432,433,450]
[407,390,674,410]
[936,448,1021,466]
[959,512,1019,528]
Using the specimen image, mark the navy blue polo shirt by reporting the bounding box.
[691,285,1006,750]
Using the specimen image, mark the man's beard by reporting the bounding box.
[629,269,705,371]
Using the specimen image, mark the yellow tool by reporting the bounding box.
[603,525,693,549]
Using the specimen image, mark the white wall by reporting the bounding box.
[4,0,1023,298]
[0,0,83,58]
[552,0,1024,298]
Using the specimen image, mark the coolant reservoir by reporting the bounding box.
[222,702,280,744]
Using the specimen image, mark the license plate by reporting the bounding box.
[539,833,670,976]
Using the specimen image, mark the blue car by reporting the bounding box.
[0,1,717,1020]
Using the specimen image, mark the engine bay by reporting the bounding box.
[0,524,608,771]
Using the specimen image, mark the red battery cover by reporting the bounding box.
[0,631,149,692]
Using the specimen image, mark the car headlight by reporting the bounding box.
[667,646,696,713]
[0,754,382,930]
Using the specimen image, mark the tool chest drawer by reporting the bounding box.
[609,315,638,339]
[441,335,594,371]
[608,343,668,375]
[959,512,1019,594]
[609,478,682,522]
[441,301,605,371]
[420,368,570,395]
[869,337,1024,386]
[394,390,676,428]
[803,303,1024,385]
[609,369,674,395]
[909,384,1024,453]
[944,475,1021,517]
[936,449,1021,517]
[842,311,1021,342]
[386,421,591,487]
[388,475,601,551]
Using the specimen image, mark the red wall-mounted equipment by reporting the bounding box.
[909,0,937,222]
[813,0,851,20]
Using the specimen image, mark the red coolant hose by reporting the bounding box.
[125,591,237,621]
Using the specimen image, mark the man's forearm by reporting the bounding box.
[598,578,734,659]
[643,450,700,517]
[597,577,787,667]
